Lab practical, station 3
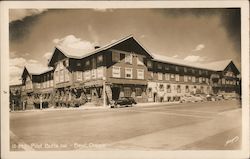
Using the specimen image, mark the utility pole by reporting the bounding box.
[103,77,106,107]
[40,95,43,110]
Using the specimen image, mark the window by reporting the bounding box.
[192,76,196,83]
[184,67,187,73]
[149,72,154,79]
[137,69,144,79]
[199,70,202,75]
[92,69,96,79]
[97,67,104,78]
[159,84,164,91]
[46,81,50,88]
[50,80,53,87]
[199,77,202,83]
[76,71,82,81]
[112,66,121,78]
[158,73,163,80]
[175,66,179,72]
[97,55,103,63]
[92,58,97,69]
[125,54,132,64]
[84,70,91,80]
[167,85,171,93]
[124,87,132,97]
[77,62,81,67]
[185,85,189,93]
[55,71,59,83]
[65,59,69,67]
[137,56,143,65]
[59,70,64,82]
[165,65,170,70]
[59,62,63,69]
[192,69,195,74]
[175,74,180,81]
[188,76,192,80]
[165,73,170,81]
[184,76,188,82]
[135,88,142,96]
[171,74,175,79]
[85,60,90,66]
[177,85,181,93]
[112,52,120,62]
[206,78,209,84]
[157,64,162,69]
[125,68,133,79]
[147,61,152,68]
[222,78,225,84]
[65,69,69,81]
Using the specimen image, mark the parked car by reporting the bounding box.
[111,97,137,108]
[180,95,204,103]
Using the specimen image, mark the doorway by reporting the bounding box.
[111,87,120,100]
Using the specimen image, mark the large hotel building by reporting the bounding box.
[10,35,241,109]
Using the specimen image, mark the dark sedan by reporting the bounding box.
[111,97,137,108]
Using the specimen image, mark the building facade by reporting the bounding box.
[13,35,241,109]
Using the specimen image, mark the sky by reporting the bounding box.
[9,8,241,85]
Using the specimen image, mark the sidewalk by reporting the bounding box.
[10,101,182,113]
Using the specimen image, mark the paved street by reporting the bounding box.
[10,100,241,151]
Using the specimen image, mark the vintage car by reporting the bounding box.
[110,97,137,108]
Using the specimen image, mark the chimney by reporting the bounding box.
[95,46,100,49]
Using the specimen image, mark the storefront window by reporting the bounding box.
[135,88,142,96]
[124,87,132,97]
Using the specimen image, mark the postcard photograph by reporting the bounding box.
[1,1,249,159]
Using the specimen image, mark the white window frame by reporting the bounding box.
[165,73,170,81]
[192,76,196,83]
[65,69,69,82]
[137,69,144,79]
[76,71,83,81]
[125,68,133,79]
[55,71,59,84]
[184,75,188,82]
[158,73,163,80]
[92,69,96,79]
[112,66,121,78]
[175,74,180,82]
[84,70,91,80]
[97,67,104,78]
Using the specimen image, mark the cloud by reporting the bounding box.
[43,52,53,60]
[9,57,41,85]
[140,35,146,38]
[183,55,205,62]
[28,59,38,63]
[10,57,26,67]
[192,44,205,51]
[9,9,48,22]
[53,35,96,51]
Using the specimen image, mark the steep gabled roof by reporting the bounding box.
[22,64,53,78]
[48,34,154,65]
